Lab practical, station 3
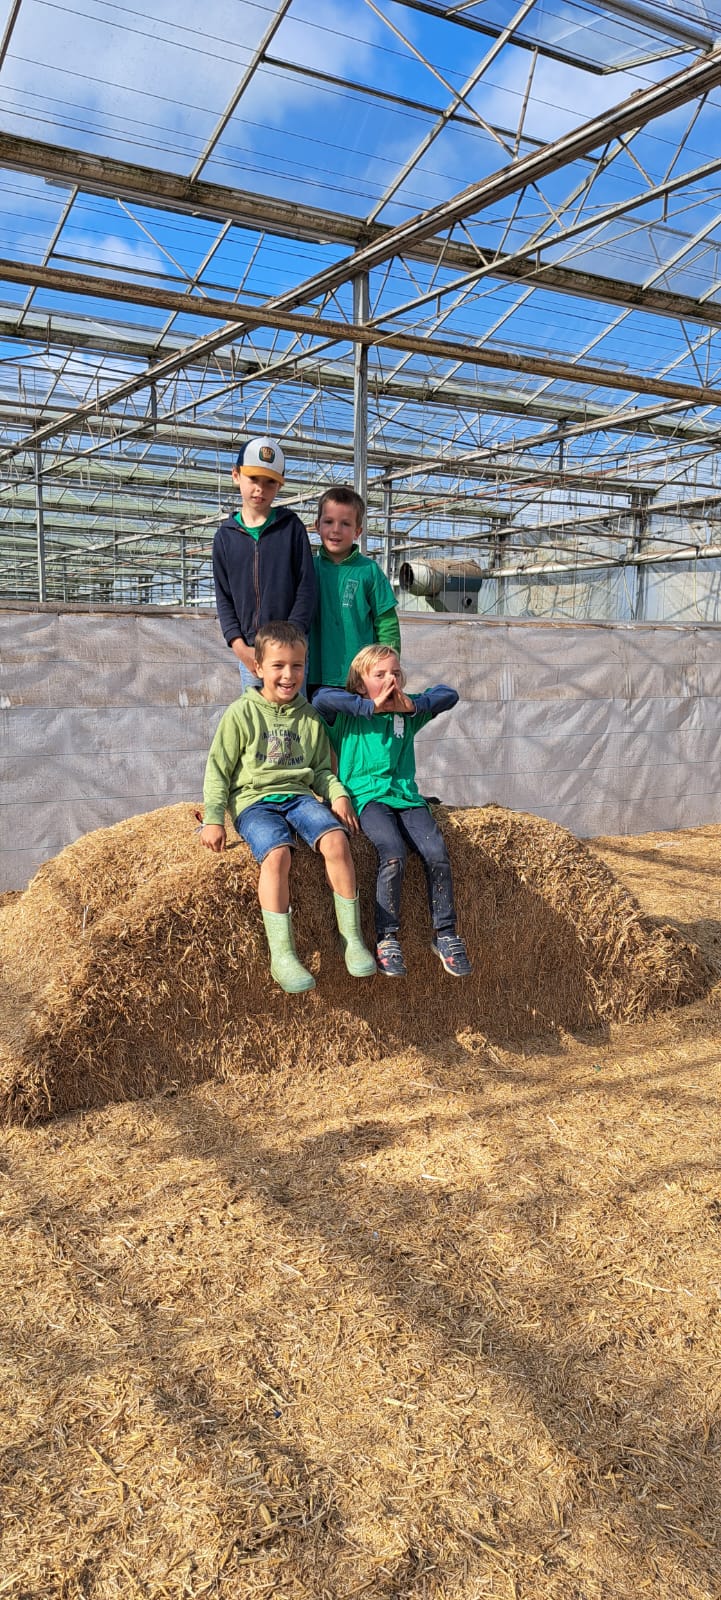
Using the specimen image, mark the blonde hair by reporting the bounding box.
[346,644,405,694]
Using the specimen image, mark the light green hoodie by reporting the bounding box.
[203,688,348,824]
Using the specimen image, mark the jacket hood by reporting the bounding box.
[242,687,310,715]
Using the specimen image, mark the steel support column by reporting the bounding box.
[34,448,47,601]
[631,493,650,620]
[180,530,187,608]
[382,478,393,579]
[353,274,369,551]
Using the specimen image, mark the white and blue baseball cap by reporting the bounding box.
[235,436,285,482]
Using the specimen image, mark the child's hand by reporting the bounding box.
[200,823,226,852]
[390,689,415,714]
[372,672,400,713]
[332,795,359,833]
[231,638,258,674]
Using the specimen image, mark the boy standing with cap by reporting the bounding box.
[212,436,316,688]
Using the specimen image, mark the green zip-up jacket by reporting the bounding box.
[312,684,458,813]
[203,688,349,825]
[308,545,400,687]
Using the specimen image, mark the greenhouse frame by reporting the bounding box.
[2,0,721,622]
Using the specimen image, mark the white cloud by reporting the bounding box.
[58,229,166,278]
[2,0,381,168]
[0,0,388,268]
[468,46,645,148]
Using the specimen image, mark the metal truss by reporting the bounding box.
[2,0,721,616]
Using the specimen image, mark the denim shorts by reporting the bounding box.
[236,794,344,863]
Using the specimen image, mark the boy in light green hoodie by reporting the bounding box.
[200,621,375,994]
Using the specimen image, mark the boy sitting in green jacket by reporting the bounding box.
[307,486,400,691]
[199,621,375,994]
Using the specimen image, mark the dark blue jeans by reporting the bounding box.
[359,801,456,941]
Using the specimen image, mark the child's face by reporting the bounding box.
[255,641,306,705]
[361,652,402,699]
[317,499,360,563]
[233,468,280,524]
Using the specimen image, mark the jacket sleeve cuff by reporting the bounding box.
[375,608,401,651]
[203,807,227,826]
[410,685,459,716]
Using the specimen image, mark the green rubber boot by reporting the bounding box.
[261,909,315,995]
[333,893,377,978]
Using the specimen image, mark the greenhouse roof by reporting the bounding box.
[2,0,721,602]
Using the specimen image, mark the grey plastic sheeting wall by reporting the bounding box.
[3,605,721,891]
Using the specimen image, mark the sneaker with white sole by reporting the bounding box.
[375,936,407,978]
[432,933,471,977]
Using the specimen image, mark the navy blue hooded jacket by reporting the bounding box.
[212,506,317,649]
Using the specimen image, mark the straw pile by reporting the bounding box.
[3,825,721,1598]
[0,802,708,1125]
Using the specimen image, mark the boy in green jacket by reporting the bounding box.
[307,486,400,690]
[199,621,375,994]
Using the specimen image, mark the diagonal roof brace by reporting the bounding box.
[4,42,721,463]
[291,40,721,303]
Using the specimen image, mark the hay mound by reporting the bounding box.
[0,803,707,1124]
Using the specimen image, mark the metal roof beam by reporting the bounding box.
[1,258,720,438]
[0,308,717,444]
[4,133,721,330]
[0,130,391,246]
[381,0,609,70]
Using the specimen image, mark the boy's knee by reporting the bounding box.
[318,827,350,861]
[378,853,405,883]
[379,846,406,870]
[263,844,292,872]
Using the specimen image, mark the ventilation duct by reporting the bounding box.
[398,558,486,597]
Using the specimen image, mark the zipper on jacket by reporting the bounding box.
[253,538,260,639]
